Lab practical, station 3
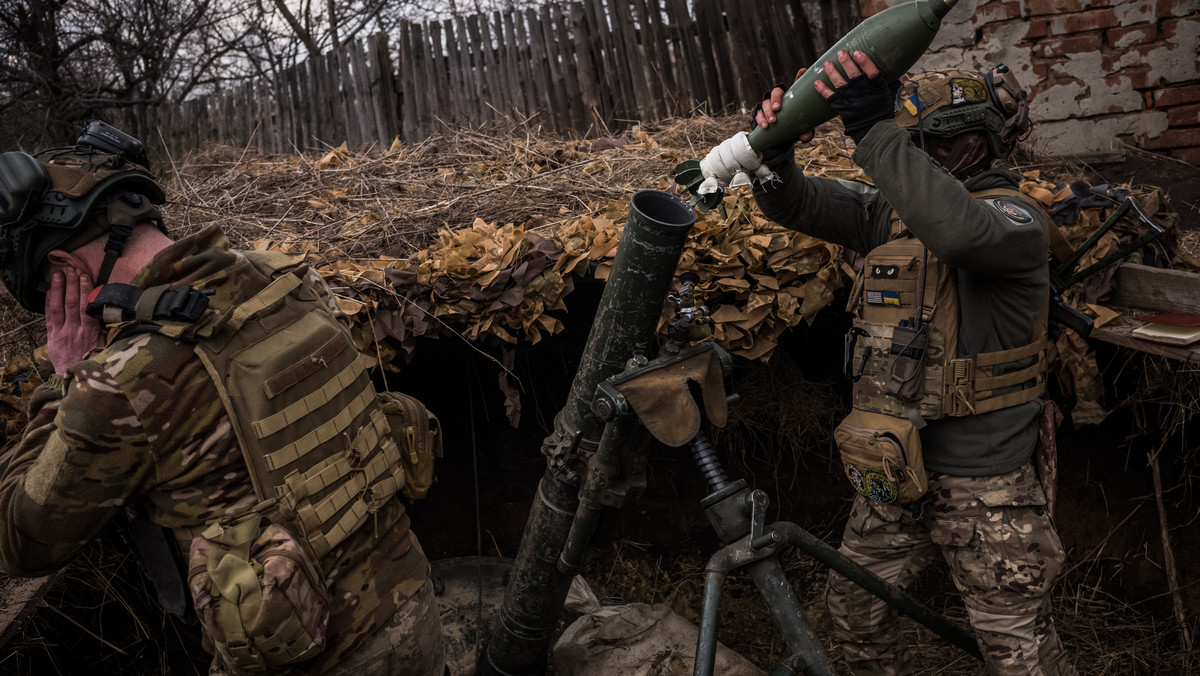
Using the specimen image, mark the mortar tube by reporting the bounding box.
[480,190,697,676]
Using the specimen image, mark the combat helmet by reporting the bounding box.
[0,121,165,314]
[893,65,1031,160]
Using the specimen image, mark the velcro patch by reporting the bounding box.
[871,265,899,279]
[992,199,1032,223]
[865,290,901,306]
[950,78,987,105]
[845,462,898,504]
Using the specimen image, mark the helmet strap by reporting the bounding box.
[96,223,132,286]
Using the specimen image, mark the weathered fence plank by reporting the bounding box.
[140,0,844,155]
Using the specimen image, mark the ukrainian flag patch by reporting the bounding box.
[866,290,901,306]
[903,95,926,116]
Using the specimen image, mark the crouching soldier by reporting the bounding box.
[0,122,445,675]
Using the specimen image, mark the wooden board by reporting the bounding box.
[1091,320,1200,364]
[1112,263,1200,315]
[0,572,61,648]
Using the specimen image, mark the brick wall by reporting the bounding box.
[861,0,1200,166]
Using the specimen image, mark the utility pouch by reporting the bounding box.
[187,504,330,675]
[886,319,928,402]
[377,391,443,502]
[834,409,928,505]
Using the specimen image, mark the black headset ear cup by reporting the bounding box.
[0,151,51,229]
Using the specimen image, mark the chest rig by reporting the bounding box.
[99,250,406,570]
[843,188,1048,426]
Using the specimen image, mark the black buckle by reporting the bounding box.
[87,283,212,325]
[843,327,870,382]
[162,286,212,322]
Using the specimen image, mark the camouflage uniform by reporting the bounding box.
[0,225,443,675]
[754,120,1073,674]
[827,465,1071,675]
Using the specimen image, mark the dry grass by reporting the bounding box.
[158,115,738,264]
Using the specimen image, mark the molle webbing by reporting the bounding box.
[850,189,1047,420]
[194,254,404,567]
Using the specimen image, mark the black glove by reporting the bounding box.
[826,74,901,144]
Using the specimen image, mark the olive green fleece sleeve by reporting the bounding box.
[851,122,1046,277]
[752,147,893,256]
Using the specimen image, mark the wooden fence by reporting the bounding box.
[116,0,857,160]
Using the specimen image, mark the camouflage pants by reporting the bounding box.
[323,579,446,676]
[826,463,1074,675]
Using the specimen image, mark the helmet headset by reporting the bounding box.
[0,121,165,314]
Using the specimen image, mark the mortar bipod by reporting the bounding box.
[690,435,985,676]
[555,340,734,576]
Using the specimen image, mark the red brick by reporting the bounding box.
[1158,0,1199,18]
[1052,8,1119,34]
[1163,17,1200,39]
[1025,19,1050,39]
[1169,103,1200,126]
[1173,147,1200,167]
[1106,70,1153,90]
[1141,127,1200,150]
[1106,24,1157,48]
[859,0,892,17]
[1034,34,1104,57]
[1101,51,1152,74]
[1154,84,1200,107]
[1025,0,1086,16]
[1114,0,1157,26]
[975,0,1023,21]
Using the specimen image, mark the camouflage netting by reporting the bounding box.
[0,115,1194,434]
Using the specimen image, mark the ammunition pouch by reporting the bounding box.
[885,319,928,403]
[377,391,443,502]
[187,501,330,675]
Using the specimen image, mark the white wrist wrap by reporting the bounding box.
[696,131,772,194]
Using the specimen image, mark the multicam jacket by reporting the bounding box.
[0,225,429,674]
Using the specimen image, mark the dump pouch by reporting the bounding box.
[187,503,330,675]
[377,391,443,502]
[834,409,928,505]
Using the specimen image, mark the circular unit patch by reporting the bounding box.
[844,462,898,504]
[949,78,987,105]
[992,199,1032,223]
